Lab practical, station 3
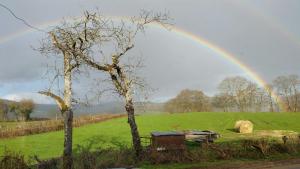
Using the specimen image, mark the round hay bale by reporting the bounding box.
[234,120,244,130]
[234,120,253,133]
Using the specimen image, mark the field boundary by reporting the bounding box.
[0,114,126,139]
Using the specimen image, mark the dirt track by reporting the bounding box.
[241,159,300,169]
[243,159,300,169]
[189,158,300,169]
[270,164,300,169]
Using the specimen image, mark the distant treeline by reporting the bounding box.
[1,75,299,119]
[0,99,34,121]
[164,75,300,113]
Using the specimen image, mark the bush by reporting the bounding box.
[9,99,35,122]
[0,150,28,169]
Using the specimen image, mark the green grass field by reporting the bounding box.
[0,112,300,160]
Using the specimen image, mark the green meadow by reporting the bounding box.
[0,112,300,160]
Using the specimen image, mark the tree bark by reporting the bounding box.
[125,96,142,159]
[63,109,73,169]
[63,52,73,169]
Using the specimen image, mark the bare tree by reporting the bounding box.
[56,11,170,158]
[37,10,169,160]
[253,87,267,112]
[218,76,247,112]
[8,100,34,121]
[37,24,91,168]
[265,84,275,112]
[217,76,265,112]
[290,75,300,112]
[164,89,211,113]
[273,75,300,112]
[17,99,35,121]
[0,100,8,121]
[212,93,234,112]
[273,76,292,111]
[8,102,18,120]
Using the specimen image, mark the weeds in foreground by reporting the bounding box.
[0,138,300,169]
[0,150,28,169]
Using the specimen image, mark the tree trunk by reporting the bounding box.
[63,53,73,169]
[269,95,274,112]
[0,104,8,121]
[125,97,142,159]
[63,109,73,169]
[285,90,292,112]
[25,113,30,121]
[293,88,298,112]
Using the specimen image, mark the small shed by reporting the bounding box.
[151,131,185,151]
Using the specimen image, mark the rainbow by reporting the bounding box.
[0,16,285,110]
[166,25,285,110]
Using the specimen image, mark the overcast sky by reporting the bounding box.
[0,0,299,104]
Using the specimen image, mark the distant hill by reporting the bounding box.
[31,101,165,119]
[0,98,165,119]
[0,98,15,104]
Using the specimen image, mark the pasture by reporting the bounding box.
[0,112,300,160]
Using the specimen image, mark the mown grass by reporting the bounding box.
[0,112,300,160]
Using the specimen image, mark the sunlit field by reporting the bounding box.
[1,112,300,160]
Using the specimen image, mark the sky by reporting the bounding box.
[0,0,299,104]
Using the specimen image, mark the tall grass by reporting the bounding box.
[1,138,300,169]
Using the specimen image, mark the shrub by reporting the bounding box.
[0,150,28,169]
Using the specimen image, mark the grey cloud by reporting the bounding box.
[0,0,299,101]
[0,36,45,82]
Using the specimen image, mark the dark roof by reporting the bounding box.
[151,131,184,136]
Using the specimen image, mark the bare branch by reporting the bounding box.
[38,91,67,112]
[49,32,65,51]
[112,45,134,62]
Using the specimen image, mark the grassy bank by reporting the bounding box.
[0,112,300,160]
